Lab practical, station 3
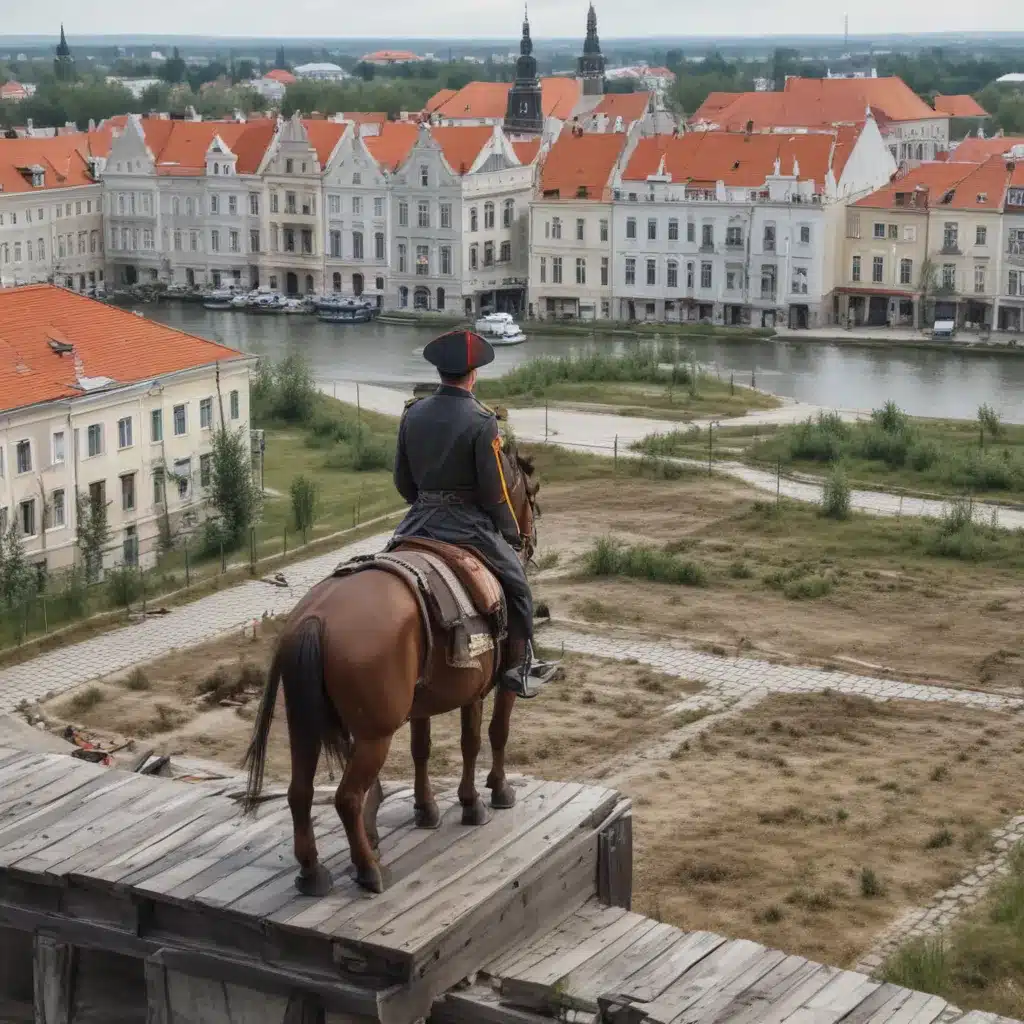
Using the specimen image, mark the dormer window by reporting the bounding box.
[976,193,987,203]
[32,170,44,187]
[213,163,220,175]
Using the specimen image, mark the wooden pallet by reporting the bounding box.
[436,900,1012,1024]
[0,748,630,1024]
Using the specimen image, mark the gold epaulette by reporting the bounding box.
[403,396,421,411]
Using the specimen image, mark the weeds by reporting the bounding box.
[860,866,885,897]
[582,538,707,587]
[122,668,151,692]
[821,464,851,520]
[66,686,104,716]
[925,827,955,850]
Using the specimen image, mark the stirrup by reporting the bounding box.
[530,658,563,682]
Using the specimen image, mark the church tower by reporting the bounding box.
[504,10,544,135]
[577,4,606,97]
[54,24,75,82]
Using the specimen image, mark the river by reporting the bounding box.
[145,304,1024,424]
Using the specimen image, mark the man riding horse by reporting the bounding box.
[389,328,552,699]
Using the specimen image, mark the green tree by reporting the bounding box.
[161,46,186,85]
[0,520,34,611]
[208,425,262,545]
[77,492,110,583]
[289,475,319,535]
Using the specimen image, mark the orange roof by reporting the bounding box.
[363,121,419,171]
[425,89,457,113]
[854,161,984,210]
[622,131,837,191]
[933,95,988,118]
[130,119,273,176]
[539,131,629,201]
[301,119,346,166]
[0,134,103,195]
[512,138,541,165]
[0,285,245,414]
[430,125,493,175]
[264,69,296,85]
[362,50,421,62]
[952,135,1024,162]
[591,91,651,124]
[541,77,581,120]
[935,154,1011,210]
[0,81,28,99]
[783,77,936,123]
[692,92,741,121]
[430,77,581,122]
[339,111,388,127]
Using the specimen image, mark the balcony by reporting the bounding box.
[939,244,962,256]
[725,240,744,250]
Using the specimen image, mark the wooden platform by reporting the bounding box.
[0,747,630,1024]
[437,901,1003,1024]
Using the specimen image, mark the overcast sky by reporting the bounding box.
[4,0,1020,40]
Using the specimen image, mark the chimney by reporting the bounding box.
[745,119,753,135]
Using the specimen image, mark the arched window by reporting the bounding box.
[399,285,409,307]
[304,274,314,294]
[436,287,446,311]
[352,273,364,296]
[469,207,478,232]
[484,202,495,229]
[213,162,220,175]
[332,272,341,292]
[503,199,515,227]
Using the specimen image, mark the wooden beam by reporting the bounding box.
[33,933,76,1024]
[598,803,633,911]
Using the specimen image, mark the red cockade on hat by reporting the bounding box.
[422,329,495,376]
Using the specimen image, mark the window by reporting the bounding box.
[975,265,986,294]
[228,195,238,216]
[725,226,742,248]
[700,262,712,289]
[576,218,585,242]
[899,258,913,286]
[440,203,452,229]
[269,191,279,214]
[173,230,182,251]
[190,231,199,252]
[174,459,191,500]
[230,390,240,420]
[352,196,362,216]
[601,256,609,286]
[888,224,898,240]
[398,243,407,273]
[330,230,342,258]
[647,219,657,242]
[374,197,385,218]
[173,405,187,436]
[230,230,240,252]
[686,262,694,288]
[250,193,261,217]
[20,499,36,537]
[210,194,220,215]
[942,264,956,289]
[441,245,452,275]
[626,217,636,240]
[800,225,811,244]
[600,219,609,242]
[250,229,260,253]
[552,256,563,284]
[399,286,408,307]
[420,165,429,187]
[667,260,678,289]
[646,259,656,286]
[353,231,364,260]
[763,225,776,251]
[976,225,987,246]
[575,257,586,285]
[551,217,562,240]
[398,200,408,227]
[903,225,917,243]
[200,454,212,489]
[210,229,220,252]
[121,473,136,512]
[499,240,511,263]
[470,207,479,232]
[86,424,102,458]
[416,245,430,275]
[701,224,713,249]
[285,158,294,174]
[943,222,959,252]
[153,468,165,506]
[352,172,361,186]
[375,231,385,260]
[417,201,430,229]
[484,241,494,267]
[852,255,861,282]
[117,416,133,449]
[503,201,515,228]
[872,256,884,283]
[88,480,105,515]
[625,257,636,286]
[51,489,65,529]
[200,398,213,429]
[484,203,495,229]
[186,197,195,217]
[539,256,546,283]
[285,191,296,215]
[873,222,886,239]
[686,221,695,243]
[52,431,65,465]
[151,409,163,442]
[792,267,808,294]
[16,440,31,474]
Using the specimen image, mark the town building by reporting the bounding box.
[0,134,106,293]
[953,135,1024,162]
[360,50,423,66]
[529,130,637,320]
[0,285,254,576]
[611,122,896,328]
[0,82,30,103]
[293,63,350,82]
[999,163,1024,332]
[248,69,295,105]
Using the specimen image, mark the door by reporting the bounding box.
[285,272,298,296]
[352,273,364,297]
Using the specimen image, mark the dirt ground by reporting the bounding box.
[529,473,1024,694]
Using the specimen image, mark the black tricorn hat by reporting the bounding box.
[422,329,495,375]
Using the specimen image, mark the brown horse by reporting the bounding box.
[242,449,539,895]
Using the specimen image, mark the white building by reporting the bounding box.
[0,285,254,576]
[293,63,350,82]
[0,134,106,294]
[611,121,896,328]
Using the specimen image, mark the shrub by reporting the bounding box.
[582,538,707,586]
[860,866,885,897]
[881,937,948,992]
[123,668,151,691]
[821,464,851,520]
[787,412,849,463]
[350,438,394,472]
[106,565,143,609]
[873,400,910,435]
[978,402,1002,442]
[290,475,319,533]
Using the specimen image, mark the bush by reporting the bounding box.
[351,437,394,472]
[821,464,851,520]
[787,412,850,463]
[252,354,317,425]
[860,866,885,897]
[873,400,910,435]
[582,538,707,586]
[106,565,143,609]
[290,475,319,533]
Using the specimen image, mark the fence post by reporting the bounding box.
[613,434,618,472]
[250,527,256,572]
[42,594,48,634]
[141,571,147,618]
[185,540,191,588]
[283,527,288,555]
[708,422,713,476]
[357,382,362,427]
[333,381,337,399]
[544,401,549,443]
[776,457,781,505]
[751,368,757,390]
[220,540,226,574]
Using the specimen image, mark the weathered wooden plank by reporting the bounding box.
[665,947,789,1024]
[432,986,556,1024]
[885,993,952,1024]
[71,947,149,1024]
[780,971,882,1024]
[145,958,170,1024]
[0,759,90,815]
[837,984,916,1024]
[614,931,729,1003]
[570,919,680,1003]
[951,1013,1000,1024]
[598,805,633,911]
[33,933,75,1024]
[717,962,842,1024]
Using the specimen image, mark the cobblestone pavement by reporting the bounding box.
[0,532,391,713]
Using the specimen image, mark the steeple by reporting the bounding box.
[577,4,606,97]
[56,24,70,57]
[54,24,75,81]
[505,5,544,135]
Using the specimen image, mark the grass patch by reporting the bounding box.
[65,686,104,716]
[582,537,708,587]
[860,866,885,897]
[122,668,151,692]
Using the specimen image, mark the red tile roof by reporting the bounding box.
[430,77,581,122]
[301,119,346,166]
[853,161,985,210]
[362,50,421,63]
[0,81,28,100]
[362,120,419,171]
[691,92,741,121]
[591,92,651,124]
[933,95,988,118]
[0,134,103,195]
[538,131,630,201]
[339,111,388,127]
[622,131,838,190]
[952,135,1024,162]
[130,119,273,176]
[264,69,296,85]
[937,154,1012,210]
[430,126,494,175]
[783,76,936,123]
[0,285,245,414]
[542,77,582,120]
[512,138,541,165]
[425,89,457,113]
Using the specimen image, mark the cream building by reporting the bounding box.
[0,286,254,576]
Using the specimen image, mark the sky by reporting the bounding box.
[4,0,1022,40]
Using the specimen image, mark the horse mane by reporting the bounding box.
[515,453,535,478]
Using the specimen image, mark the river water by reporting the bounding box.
[146,304,1024,423]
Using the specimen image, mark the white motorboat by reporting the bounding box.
[202,287,237,311]
[474,312,527,346]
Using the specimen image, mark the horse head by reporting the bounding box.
[503,442,540,564]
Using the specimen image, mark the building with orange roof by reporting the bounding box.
[998,162,1024,331]
[0,285,254,574]
[360,50,423,66]
[607,121,896,328]
[0,81,30,102]
[428,78,583,129]
[952,135,1024,163]
[530,129,635,320]
[389,124,536,316]
[0,133,106,295]
[933,95,988,120]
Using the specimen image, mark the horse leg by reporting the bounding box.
[411,718,441,829]
[288,735,333,897]
[487,688,518,810]
[336,736,392,893]
[459,699,489,826]
[362,776,385,853]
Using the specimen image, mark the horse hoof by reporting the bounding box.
[355,862,387,894]
[294,863,333,897]
[414,800,441,829]
[461,797,490,827]
[490,782,517,810]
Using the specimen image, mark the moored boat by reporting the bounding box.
[474,311,527,345]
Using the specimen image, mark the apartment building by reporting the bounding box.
[0,134,106,293]
[0,286,254,576]
[999,163,1024,332]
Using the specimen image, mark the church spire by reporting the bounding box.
[577,3,606,96]
[505,2,543,135]
[56,24,70,56]
[54,23,75,80]
[584,4,601,54]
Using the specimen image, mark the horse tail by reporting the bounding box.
[241,638,284,815]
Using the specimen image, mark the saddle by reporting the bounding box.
[332,539,507,682]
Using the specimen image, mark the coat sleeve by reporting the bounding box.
[474,416,522,547]
[393,411,418,505]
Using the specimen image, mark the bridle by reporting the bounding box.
[507,449,539,566]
